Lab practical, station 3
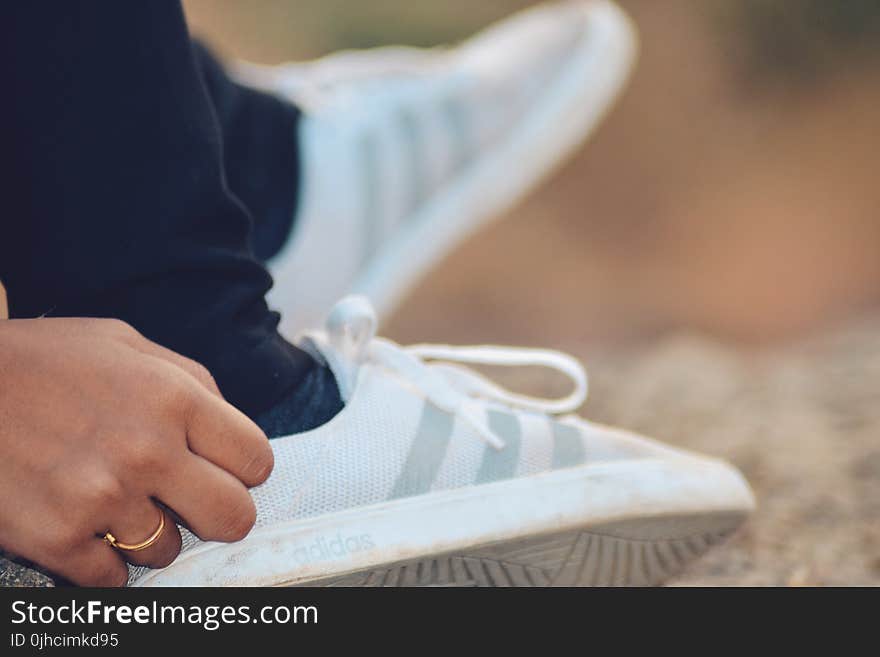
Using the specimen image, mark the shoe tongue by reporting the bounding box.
[298,295,378,402]
[325,295,377,359]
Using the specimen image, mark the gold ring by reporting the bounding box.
[104,509,166,552]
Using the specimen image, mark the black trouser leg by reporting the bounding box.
[192,42,301,263]
[0,1,313,419]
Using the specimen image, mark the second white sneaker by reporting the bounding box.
[242,1,638,335]
[131,297,754,587]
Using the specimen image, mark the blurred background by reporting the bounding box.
[183,0,880,585]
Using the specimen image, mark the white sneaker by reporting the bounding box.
[241,0,638,336]
[131,297,754,587]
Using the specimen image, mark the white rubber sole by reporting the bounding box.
[351,0,638,320]
[134,455,754,587]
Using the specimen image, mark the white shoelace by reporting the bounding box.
[310,296,588,449]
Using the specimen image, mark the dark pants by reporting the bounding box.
[0,1,310,420]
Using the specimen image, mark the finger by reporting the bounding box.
[184,385,273,487]
[53,539,130,587]
[105,505,181,570]
[155,454,257,543]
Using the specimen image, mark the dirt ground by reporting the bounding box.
[572,323,880,585]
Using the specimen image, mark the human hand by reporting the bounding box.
[0,317,273,586]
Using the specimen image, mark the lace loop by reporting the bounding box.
[407,343,588,415]
[310,296,589,450]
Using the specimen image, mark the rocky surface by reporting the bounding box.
[586,319,880,585]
